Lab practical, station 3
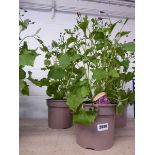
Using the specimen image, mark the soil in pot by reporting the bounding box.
[115,106,127,128]
[47,99,73,129]
[76,104,116,151]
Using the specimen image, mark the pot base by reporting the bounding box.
[115,107,127,128]
[76,104,116,151]
[47,99,72,129]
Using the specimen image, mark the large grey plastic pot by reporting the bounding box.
[76,104,116,151]
[115,106,127,128]
[47,99,72,129]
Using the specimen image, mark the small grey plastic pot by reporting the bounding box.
[46,99,73,129]
[115,106,127,128]
[75,103,116,151]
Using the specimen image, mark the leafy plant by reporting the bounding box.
[28,32,87,100]
[19,9,41,95]
[27,13,135,125]
[65,14,135,124]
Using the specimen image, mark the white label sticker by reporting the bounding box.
[97,123,108,131]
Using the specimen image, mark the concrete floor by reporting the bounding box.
[20,119,135,155]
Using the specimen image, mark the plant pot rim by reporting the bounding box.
[46,98,67,102]
[83,103,116,116]
[83,103,116,107]
[47,98,68,108]
[96,104,116,107]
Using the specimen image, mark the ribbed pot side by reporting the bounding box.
[76,104,116,151]
[115,106,127,128]
[47,99,73,129]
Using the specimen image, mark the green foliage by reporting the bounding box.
[28,71,49,87]
[122,42,135,52]
[92,69,108,81]
[80,86,90,98]
[116,101,126,114]
[19,19,29,32]
[44,59,51,66]
[58,53,71,68]
[19,11,41,95]
[116,31,130,38]
[46,82,65,99]
[27,14,135,124]
[73,109,96,125]
[78,16,89,35]
[67,37,77,45]
[48,66,65,80]
[125,72,135,82]
[19,49,39,66]
[19,67,26,79]
[65,15,135,123]
[67,91,84,112]
[52,40,58,47]
[67,78,91,112]
[19,80,29,96]
[108,70,119,78]
[28,27,83,100]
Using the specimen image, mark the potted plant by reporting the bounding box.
[19,9,41,95]
[28,31,85,129]
[65,14,135,150]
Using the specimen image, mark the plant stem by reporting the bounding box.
[19,35,35,45]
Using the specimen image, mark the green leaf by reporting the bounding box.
[19,80,29,95]
[84,47,94,55]
[127,89,135,104]
[20,19,29,32]
[44,59,51,66]
[28,71,49,87]
[45,52,52,59]
[122,42,135,52]
[46,83,59,97]
[19,67,26,79]
[80,86,90,98]
[73,67,86,77]
[96,43,104,50]
[94,31,105,41]
[40,78,49,86]
[92,68,108,81]
[116,31,130,38]
[58,53,71,68]
[37,38,44,44]
[46,81,65,99]
[121,59,130,71]
[40,45,48,52]
[52,40,58,47]
[23,19,29,27]
[19,49,39,66]
[115,46,125,58]
[64,29,74,34]
[70,54,81,62]
[118,89,127,99]
[125,72,134,82]
[19,25,23,33]
[66,48,76,56]
[67,91,84,112]
[78,16,89,35]
[48,66,65,80]
[67,37,77,45]
[28,71,42,87]
[116,101,125,114]
[124,17,129,25]
[73,109,96,125]
[109,21,120,33]
[108,70,119,78]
